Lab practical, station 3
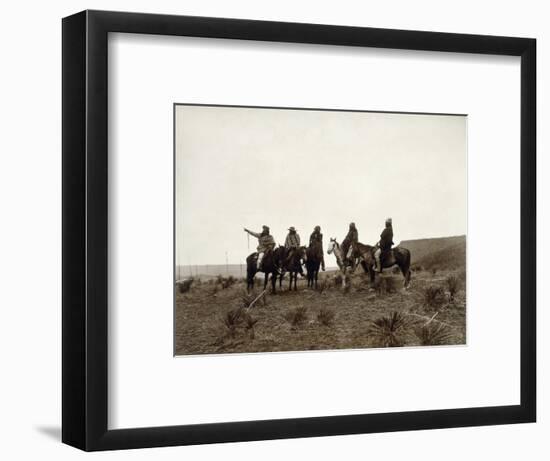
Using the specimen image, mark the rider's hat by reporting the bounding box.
[262,225,270,231]
[288,226,296,232]
[386,217,392,224]
[314,225,321,231]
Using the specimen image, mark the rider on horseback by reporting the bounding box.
[341,222,358,265]
[244,225,276,271]
[284,227,304,276]
[309,225,326,271]
[374,218,394,273]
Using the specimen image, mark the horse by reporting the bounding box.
[246,246,284,293]
[326,238,368,287]
[281,246,307,291]
[305,243,323,289]
[353,241,412,288]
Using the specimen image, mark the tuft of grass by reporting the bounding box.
[423,285,446,308]
[415,322,452,346]
[367,311,410,347]
[284,306,308,328]
[446,275,460,302]
[317,307,335,326]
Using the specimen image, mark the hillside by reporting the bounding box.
[398,235,466,270]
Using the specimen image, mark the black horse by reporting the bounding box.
[246,247,283,293]
[281,246,307,291]
[353,242,411,288]
[305,243,322,289]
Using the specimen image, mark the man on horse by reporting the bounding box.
[309,225,325,271]
[374,218,394,273]
[244,225,276,271]
[284,226,304,275]
[341,222,358,265]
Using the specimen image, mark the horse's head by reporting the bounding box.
[327,238,339,255]
[298,246,307,262]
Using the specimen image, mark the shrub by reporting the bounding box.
[415,322,452,346]
[446,275,460,301]
[423,285,446,308]
[284,306,308,328]
[221,305,258,339]
[177,278,194,293]
[317,307,336,326]
[367,311,410,347]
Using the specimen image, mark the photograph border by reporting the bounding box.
[172,102,469,357]
[62,10,536,451]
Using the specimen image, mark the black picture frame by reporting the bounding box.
[62,10,536,451]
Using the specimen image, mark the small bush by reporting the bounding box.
[317,307,335,326]
[415,322,452,346]
[431,267,438,275]
[177,278,194,293]
[446,275,460,301]
[423,285,446,308]
[284,306,308,328]
[367,311,410,347]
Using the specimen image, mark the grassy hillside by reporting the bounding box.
[398,235,466,269]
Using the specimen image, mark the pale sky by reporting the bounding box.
[175,104,467,266]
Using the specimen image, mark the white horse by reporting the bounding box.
[327,238,358,288]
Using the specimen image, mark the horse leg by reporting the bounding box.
[315,269,319,289]
[272,272,277,293]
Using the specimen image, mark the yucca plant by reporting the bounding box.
[415,322,452,346]
[367,311,410,347]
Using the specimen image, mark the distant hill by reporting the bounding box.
[398,235,466,269]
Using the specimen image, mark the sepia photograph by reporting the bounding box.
[175,104,467,355]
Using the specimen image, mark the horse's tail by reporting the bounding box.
[246,253,258,289]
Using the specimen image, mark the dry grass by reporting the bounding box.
[175,267,466,355]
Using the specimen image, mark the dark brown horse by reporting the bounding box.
[246,247,284,293]
[305,243,323,289]
[281,246,307,291]
[353,242,411,288]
